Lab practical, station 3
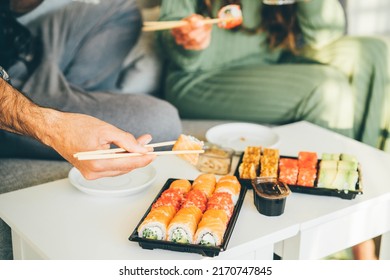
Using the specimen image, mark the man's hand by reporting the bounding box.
[44,110,157,180]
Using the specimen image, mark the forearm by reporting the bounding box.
[0,78,58,146]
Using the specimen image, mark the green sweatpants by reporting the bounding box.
[165,36,390,152]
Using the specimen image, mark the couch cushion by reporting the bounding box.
[117,5,163,96]
[0,159,71,195]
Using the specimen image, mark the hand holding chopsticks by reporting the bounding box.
[73,140,204,161]
[142,4,242,32]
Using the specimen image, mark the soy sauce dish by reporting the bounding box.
[252,177,291,216]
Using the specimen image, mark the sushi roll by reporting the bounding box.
[138,205,176,240]
[207,192,235,219]
[260,148,279,178]
[217,4,243,29]
[152,188,185,211]
[321,153,340,161]
[298,151,318,169]
[297,167,317,187]
[172,134,204,165]
[181,189,208,213]
[238,162,257,179]
[242,146,261,165]
[192,173,216,199]
[169,179,192,193]
[167,206,203,244]
[278,158,298,185]
[194,209,229,246]
[214,175,241,205]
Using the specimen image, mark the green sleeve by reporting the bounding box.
[157,0,207,71]
[297,0,346,49]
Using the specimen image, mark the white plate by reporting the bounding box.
[205,122,280,153]
[68,165,156,197]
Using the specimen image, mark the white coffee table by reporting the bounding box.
[0,152,299,260]
[1,121,390,260]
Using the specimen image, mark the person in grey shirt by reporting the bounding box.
[0,0,181,159]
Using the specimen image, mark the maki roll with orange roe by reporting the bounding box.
[214,175,241,205]
[207,192,234,220]
[181,189,208,213]
[297,151,318,187]
[152,188,184,212]
[278,158,299,185]
[192,173,216,199]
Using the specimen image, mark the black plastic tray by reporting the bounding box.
[234,154,363,200]
[129,177,247,257]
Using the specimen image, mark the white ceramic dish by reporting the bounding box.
[205,122,280,153]
[68,165,156,197]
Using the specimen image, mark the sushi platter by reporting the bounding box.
[234,147,363,200]
[129,176,247,257]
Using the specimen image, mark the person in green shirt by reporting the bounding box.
[158,0,389,154]
[158,0,385,260]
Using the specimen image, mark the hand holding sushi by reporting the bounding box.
[171,14,213,51]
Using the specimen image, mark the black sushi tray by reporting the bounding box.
[234,154,363,200]
[129,178,247,257]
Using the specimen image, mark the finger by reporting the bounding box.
[79,154,156,180]
[105,128,149,154]
[137,134,153,146]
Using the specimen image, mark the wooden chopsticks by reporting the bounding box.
[142,18,223,32]
[73,140,204,161]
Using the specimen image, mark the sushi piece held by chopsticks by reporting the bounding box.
[172,134,204,165]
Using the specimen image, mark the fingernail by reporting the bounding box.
[139,136,152,146]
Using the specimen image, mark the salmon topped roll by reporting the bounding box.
[169,179,192,194]
[167,206,203,244]
[194,209,229,246]
[172,134,204,165]
[214,175,241,205]
[192,173,216,199]
[207,192,235,220]
[138,205,176,240]
[181,189,208,213]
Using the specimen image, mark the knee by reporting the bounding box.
[134,97,182,142]
[303,68,354,132]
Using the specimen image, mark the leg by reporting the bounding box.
[0,219,12,260]
[26,0,142,91]
[0,84,182,159]
[301,36,390,151]
[352,239,378,260]
[165,63,354,138]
